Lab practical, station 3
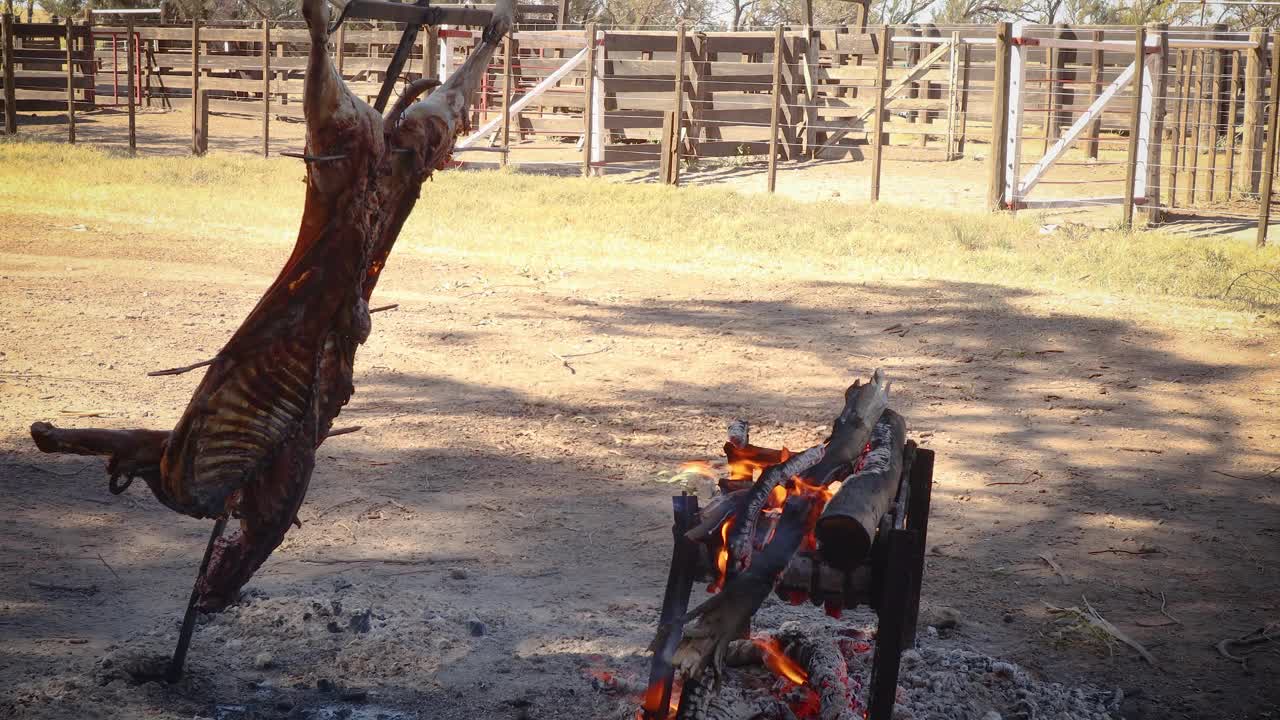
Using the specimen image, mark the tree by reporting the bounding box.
[872,0,933,24]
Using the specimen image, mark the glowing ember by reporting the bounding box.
[752,636,809,685]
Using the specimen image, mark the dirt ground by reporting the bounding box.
[17,105,1279,241]
[3,108,1280,720]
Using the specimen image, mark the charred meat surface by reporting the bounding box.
[28,0,515,613]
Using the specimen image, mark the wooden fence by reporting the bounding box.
[3,15,1280,243]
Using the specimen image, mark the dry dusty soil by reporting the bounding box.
[1,143,1279,720]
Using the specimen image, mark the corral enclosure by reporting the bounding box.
[4,9,1280,235]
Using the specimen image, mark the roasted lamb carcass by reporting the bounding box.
[28,0,514,680]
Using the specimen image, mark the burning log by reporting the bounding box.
[668,494,816,686]
[815,410,907,570]
[643,372,936,720]
[777,631,858,720]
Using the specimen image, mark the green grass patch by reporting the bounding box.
[2,140,1277,310]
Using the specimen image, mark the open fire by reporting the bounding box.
[640,370,936,720]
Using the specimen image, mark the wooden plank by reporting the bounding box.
[1145,24,1169,223]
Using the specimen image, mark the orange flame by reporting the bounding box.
[708,518,732,593]
[752,636,808,685]
[678,461,718,480]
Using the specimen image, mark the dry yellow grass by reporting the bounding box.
[2,140,1278,311]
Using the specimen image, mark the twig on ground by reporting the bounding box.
[147,358,214,377]
[1046,596,1159,667]
[1088,547,1161,556]
[1159,591,1182,625]
[1038,551,1069,585]
[549,351,576,374]
[987,470,1042,486]
[1108,446,1163,454]
[1216,622,1280,668]
[29,580,99,596]
[325,426,362,438]
[1211,464,1280,482]
[1222,269,1280,299]
[369,303,398,313]
[96,553,121,582]
[1082,596,1159,667]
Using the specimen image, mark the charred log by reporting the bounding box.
[814,410,907,570]
[778,632,858,720]
[795,369,890,488]
[671,494,814,686]
[726,446,823,573]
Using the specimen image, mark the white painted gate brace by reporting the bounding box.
[1002,23,1159,211]
[456,44,592,150]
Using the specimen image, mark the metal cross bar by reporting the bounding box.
[373,0,431,112]
[330,0,495,33]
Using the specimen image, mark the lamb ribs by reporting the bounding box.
[28,0,513,631]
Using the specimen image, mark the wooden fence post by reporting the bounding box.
[1226,51,1241,200]
[4,13,19,135]
[191,19,200,154]
[1169,50,1188,209]
[1255,33,1280,248]
[582,23,595,177]
[262,21,270,158]
[195,88,208,155]
[501,33,512,167]
[670,21,686,186]
[1208,24,1225,201]
[957,38,971,156]
[1242,27,1266,194]
[336,24,346,76]
[66,18,76,143]
[767,24,783,192]
[126,19,136,155]
[987,21,1011,211]
[423,25,436,81]
[945,31,959,160]
[1122,26,1146,228]
[1145,24,1168,224]
[659,110,674,184]
[1189,50,1205,203]
[1086,29,1103,159]
[870,25,890,203]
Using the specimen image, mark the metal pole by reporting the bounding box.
[1123,26,1147,227]
[165,517,227,683]
[870,25,890,203]
[501,33,512,167]
[126,19,135,155]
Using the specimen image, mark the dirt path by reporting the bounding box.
[0,209,1278,719]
